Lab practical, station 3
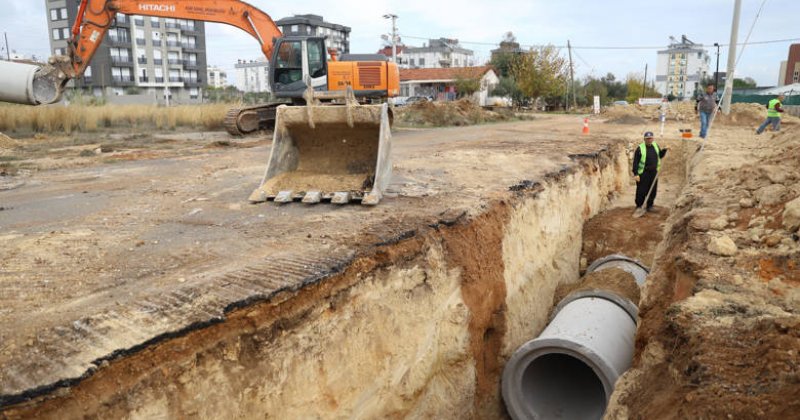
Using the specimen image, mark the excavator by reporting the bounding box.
[0,0,399,205]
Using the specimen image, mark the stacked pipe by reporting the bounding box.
[502,254,648,420]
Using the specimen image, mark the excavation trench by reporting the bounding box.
[1,137,692,419]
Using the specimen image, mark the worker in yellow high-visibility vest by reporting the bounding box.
[756,94,785,134]
[632,132,668,214]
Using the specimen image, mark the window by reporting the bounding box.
[419,58,425,66]
[291,24,298,32]
[189,87,199,99]
[53,47,66,56]
[410,58,415,67]
[307,39,326,78]
[52,28,69,40]
[50,8,67,20]
[274,40,303,85]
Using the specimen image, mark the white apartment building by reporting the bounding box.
[655,35,710,99]
[395,38,474,69]
[207,66,228,88]
[235,59,270,93]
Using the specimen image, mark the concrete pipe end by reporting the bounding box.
[586,254,650,286]
[502,339,615,420]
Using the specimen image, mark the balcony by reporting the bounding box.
[151,21,161,28]
[155,77,165,83]
[139,76,150,83]
[136,38,146,46]
[115,16,129,26]
[152,40,162,47]
[183,60,198,69]
[111,56,134,65]
[165,22,179,30]
[112,75,135,85]
[153,59,163,65]
[166,41,181,48]
[184,78,202,86]
[138,57,147,64]
[107,36,131,46]
[135,19,144,26]
[180,43,199,51]
[167,59,182,66]
[169,77,182,83]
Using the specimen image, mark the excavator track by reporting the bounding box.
[224,103,284,137]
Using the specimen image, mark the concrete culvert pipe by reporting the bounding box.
[585,254,650,286]
[502,256,648,420]
[0,61,60,105]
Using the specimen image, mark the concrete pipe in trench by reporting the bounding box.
[502,256,649,420]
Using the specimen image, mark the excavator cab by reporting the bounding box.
[271,37,328,100]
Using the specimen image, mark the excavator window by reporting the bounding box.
[307,39,326,79]
[275,40,303,85]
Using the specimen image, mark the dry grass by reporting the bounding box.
[0,104,232,134]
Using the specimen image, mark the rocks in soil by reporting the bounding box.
[709,216,729,231]
[708,235,738,256]
[753,184,788,206]
[739,198,755,208]
[782,196,800,232]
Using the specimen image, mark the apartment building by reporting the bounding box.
[397,38,474,69]
[275,14,350,54]
[45,0,208,104]
[207,66,228,88]
[654,35,710,99]
[234,59,270,93]
[781,44,800,86]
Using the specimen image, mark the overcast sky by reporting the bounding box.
[2,0,798,86]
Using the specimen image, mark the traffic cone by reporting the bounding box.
[582,117,590,135]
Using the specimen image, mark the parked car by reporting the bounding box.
[612,100,629,106]
[406,96,432,105]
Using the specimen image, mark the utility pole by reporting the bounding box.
[721,0,741,114]
[713,43,721,89]
[4,32,10,61]
[567,40,576,111]
[383,14,398,64]
[642,63,648,99]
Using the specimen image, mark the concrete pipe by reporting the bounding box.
[585,253,650,286]
[502,255,648,420]
[0,61,60,105]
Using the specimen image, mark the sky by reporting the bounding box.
[1,0,798,87]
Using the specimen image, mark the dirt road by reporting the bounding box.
[0,115,639,404]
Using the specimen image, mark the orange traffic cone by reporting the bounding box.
[582,117,590,135]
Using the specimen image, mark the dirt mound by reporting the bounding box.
[602,102,698,123]
[606,115,649,125]
[395,99,513,127]
[0,132,18,150]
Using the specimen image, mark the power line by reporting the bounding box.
[399,33,800,51]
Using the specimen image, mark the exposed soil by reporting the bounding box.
[607,120,800,419]
[581,207,668,269]
[554,267,641,307]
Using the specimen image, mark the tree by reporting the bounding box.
[490,32,522,78]
[454,76,481,99]
[583,76,609,105]
[733,77,757,89]
[490,76,524,107]
[601,73,627,102]
[625,73,660,104]
[511,45,568,104]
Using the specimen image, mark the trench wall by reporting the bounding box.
[4,144,629,419]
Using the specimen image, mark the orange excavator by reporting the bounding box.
[0,0,399,205]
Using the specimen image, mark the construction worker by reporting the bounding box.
[756,94,785,134]
[633,132,668,215]
[696,84,717,139]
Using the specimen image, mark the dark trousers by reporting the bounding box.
[635,170,658,209]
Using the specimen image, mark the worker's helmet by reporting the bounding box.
[643,131,654,139]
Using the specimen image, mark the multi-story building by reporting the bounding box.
[655,35,710,99]
[234,59,270,93]
[397,38,474,69]
[207,66,228,88]
[781,44,800,86]
[45,0,208,104]
[275,14,350,55]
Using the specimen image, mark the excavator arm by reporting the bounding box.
[11,0,282,104]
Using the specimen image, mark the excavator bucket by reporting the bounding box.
[248,102,392,205]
